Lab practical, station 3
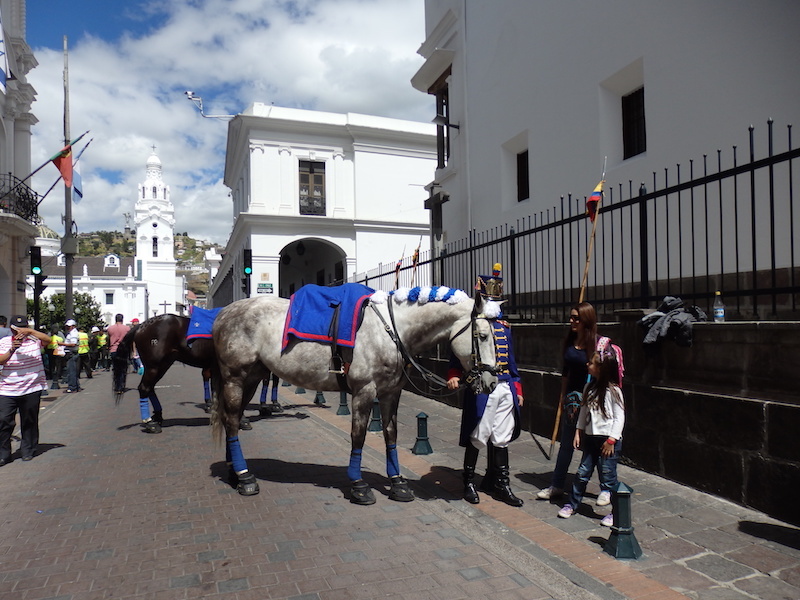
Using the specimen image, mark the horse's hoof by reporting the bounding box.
[237,472,259,496]
[142,420,162,434]
[272,403,284,413]
[239,417,252,431]
[350,480,376,505]
[204,404,211,414]
[388,476,415,502]
[258,406,271,417]
[152,411,163,425]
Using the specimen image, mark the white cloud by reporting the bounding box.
[29,0,432,245]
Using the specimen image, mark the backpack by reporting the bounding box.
[597,336,625,385]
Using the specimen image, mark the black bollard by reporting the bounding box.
[336,391,350,415]
[603,481,642,560]
[368,399,382,432]
[412,412,433,455]
[314,391,326,405]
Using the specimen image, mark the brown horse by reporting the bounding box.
[113,314,253,433]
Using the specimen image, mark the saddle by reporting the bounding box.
[186,307,224,343]
[282,284,375,390]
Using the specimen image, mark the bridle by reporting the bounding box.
[455,303,500,394]
[369,299,497,397]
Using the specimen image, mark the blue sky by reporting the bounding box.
[27,2,156,48]
[25,0,431,244]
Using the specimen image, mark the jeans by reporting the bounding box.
[0,391,42,460]
[551,417,576,490]
[65,353,79,391]
[566,435,622,510]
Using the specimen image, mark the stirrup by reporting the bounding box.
[328,356,345,374]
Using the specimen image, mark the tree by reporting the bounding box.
[28,292,105,333]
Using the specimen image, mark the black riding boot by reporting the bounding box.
[493,446,524,507]
[479,441,496,493]
[463,443,480,504]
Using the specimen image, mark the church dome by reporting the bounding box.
[36,219,60,240]
[147,152,162,168]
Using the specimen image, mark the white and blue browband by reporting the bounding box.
[371,286,501,319]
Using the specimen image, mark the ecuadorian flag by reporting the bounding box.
[586,180,604,223]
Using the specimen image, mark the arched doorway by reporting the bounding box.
[279,238,347,297]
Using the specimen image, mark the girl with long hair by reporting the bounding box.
[557,347,625,526]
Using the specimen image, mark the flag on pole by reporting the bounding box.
[586,180,604,223]
[49,132,87,189]
[0,8,9,94]
[71,138,92,203]
[72,159,83,202]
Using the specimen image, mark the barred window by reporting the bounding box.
[299,161,326,216]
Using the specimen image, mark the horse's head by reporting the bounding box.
[450,293,500,395]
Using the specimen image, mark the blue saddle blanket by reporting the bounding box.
[186,306,223,342]
[282,283,375,350]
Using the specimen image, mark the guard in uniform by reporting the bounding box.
[447,264,524,507]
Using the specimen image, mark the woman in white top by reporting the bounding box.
[0,315,51,465]
[557,346,624,526]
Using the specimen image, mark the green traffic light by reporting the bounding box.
[244,266,253,275]
[32,266,42,275]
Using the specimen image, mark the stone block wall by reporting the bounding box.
[410,314,800,525]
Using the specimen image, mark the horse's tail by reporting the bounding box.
[209,357,225,446]
[113,325,138,405]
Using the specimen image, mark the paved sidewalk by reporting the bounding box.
[0,367,797,599]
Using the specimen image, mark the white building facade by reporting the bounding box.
[412,1,800,298]
[29,152,185,324]
[209,105,436,305]
[0,0,38,317]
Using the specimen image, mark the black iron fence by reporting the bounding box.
[351,121,800,321]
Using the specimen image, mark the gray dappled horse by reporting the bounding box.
[211,286,499,504]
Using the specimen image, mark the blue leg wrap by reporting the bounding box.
[149,392,162,413]
[271,385,278,402]
[347,449,363,482]
[386,444,400,478]
[203,380,211,402]
[259,384,268,404]
[226,436,248,473]
[139,397,151,421]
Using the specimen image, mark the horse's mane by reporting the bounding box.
[372,286,501,319]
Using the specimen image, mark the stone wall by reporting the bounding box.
[410,313,800,525]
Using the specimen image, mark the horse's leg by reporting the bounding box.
[221,378,259,496]
[238,376,261,431]
[202,368,212,413]
[380,390,414,502]
[348,385,377,505]
[138,362,168,434]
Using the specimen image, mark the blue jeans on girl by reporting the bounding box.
[565,435,621,510]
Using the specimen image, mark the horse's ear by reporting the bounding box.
[473,289,484,312]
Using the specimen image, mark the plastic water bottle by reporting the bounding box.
[713,291,725,322]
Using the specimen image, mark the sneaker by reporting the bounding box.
[601,513,614,527]
[557,505,574,519]
[536,486,563,500]
[596,491,612,506]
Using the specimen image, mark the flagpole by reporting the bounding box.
[578,158,607,303]
[62,35,75,321]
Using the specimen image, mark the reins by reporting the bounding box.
[368,299,496,398]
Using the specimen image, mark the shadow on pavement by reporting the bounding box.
[739,520,800,550]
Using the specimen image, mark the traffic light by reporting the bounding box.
[241,276,250,295]
[34,274,48,295]
[30,246,42,275]
[243,249,253,276]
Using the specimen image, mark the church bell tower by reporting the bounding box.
[134,148,179,316]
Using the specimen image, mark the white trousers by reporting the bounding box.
[470,381,515,449]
